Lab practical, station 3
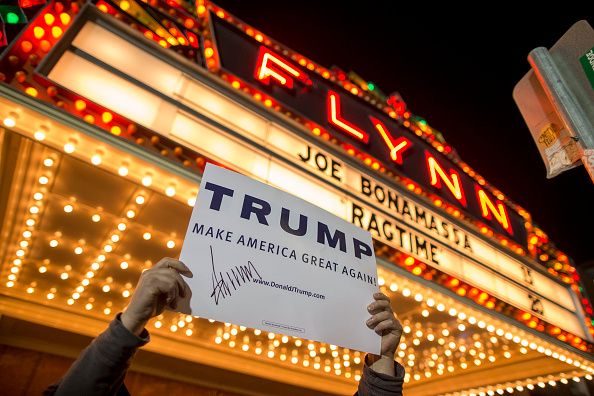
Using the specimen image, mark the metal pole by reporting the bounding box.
[528,47,594,149]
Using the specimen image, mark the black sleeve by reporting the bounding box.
[355,356,405,396]
[44,313,149,396]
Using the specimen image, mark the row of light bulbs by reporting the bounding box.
[2,112,198,207]
[441,372,594,396]
[3,113,594,387]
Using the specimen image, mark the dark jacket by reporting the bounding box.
[45,314,404,395]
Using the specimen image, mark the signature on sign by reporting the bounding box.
[209,245,263,305]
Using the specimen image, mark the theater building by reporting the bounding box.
[0,1,593,395]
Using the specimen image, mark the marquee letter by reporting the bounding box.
[254,46,312,89]
[475,186,513,234]
[425,151,467,206]
[369,116,413,164]
[327,90,369,143]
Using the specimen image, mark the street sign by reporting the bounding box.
[513,20,594,181]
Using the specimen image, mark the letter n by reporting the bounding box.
[475,186,513,234]
[425,151,467,206]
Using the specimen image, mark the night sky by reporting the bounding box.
[213,2,594,268]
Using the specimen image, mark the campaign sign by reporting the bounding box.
[179,163,380,353]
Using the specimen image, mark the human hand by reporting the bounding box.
[366,292,403,358]
[121,257,193,336]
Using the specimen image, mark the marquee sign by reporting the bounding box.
[0,0,592,348]
[209,15,528,247]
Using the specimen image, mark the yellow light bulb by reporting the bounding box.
[91,154,102,166]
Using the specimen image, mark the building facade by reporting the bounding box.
[0,1,593,395]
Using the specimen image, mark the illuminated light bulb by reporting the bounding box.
[414,293,423,302]
[110,126,121,136]
[85,303,93,310]
[165,186,176,197]
[91,214,101,223]
[104,307,111,315]
[43,158,54,167]
[167,240,176,249]
[102,112,113,123]
[91,262,100,271]
[60,272,68,280]
[33,26,46,39]
[74,246,83,255]
[126,210,135,219]
[122,290,131,298]
[76,286,84,293]
[33,192,44,201]
[72,293,80,300]
[47,292,55,300]
[39,176,49,185]
[82,279,90,286]
[111,234,120,243]
[60,13,71,25]
[426,298,435,307]
[135,195,145,205]
[27,287,34,294]
[63,204,73,213]
[448,308,457,316]
[187,196,196,207]
[3,114,17,127]
[63,142,75,153]
[141,174,152,187]
[120,261,129,270]
[20,240,29,248]
[143,232,151,240]
[44,13,55,25]
[118,166,129,177]
[102,285,110,293]
[51,26,63,38]
[117,222,127,231]
[49,239,58,247]
[86,271,94,278]
[436,303,445,311]
[402,288,411,297]
[103,244,113,252]
[185,329,193,337]
[34,128,47,141]
[154,321,162,329]
[91,154,102,166]
[389,283,398,292]
[29,206,39,214]
[13,259,22,265]
[16,249,25,257]
[39,266,47,273]
[458,324,466,331]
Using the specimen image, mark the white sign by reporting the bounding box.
[179,164,380,353]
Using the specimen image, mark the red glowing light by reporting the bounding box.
[254,46,311,89]
[327,91,369,143]
[425,151,467,206]
[369,116,413,165]
[475,186,513,234]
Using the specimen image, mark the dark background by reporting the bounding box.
[213,1,594,268]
